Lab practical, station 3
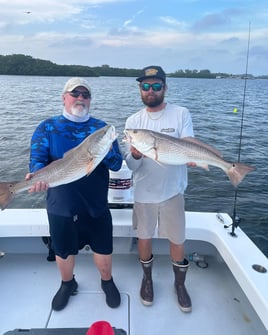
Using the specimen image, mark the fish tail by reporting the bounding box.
[0,182,16,210]
[227,163,256,187]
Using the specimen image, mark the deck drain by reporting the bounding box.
[252,264,267,273]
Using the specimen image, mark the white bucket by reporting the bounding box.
[108,161,133,203]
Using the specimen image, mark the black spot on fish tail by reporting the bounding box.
[227,162,256,187]
[0,182,16,210]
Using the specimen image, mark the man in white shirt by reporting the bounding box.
[125,65,194,312]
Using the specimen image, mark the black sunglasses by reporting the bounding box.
[68,90,91,99]
[140,83,164,92]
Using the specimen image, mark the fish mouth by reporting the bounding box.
[123,129,132,142]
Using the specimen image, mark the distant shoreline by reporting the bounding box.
[0,54,267,79]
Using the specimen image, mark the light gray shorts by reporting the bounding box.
[132,194,186,244]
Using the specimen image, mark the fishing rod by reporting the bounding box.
[230,22,251,237]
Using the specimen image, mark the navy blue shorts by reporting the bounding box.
[48,210,113,259]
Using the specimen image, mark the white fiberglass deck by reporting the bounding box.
[1,209,268,334]
[0,247,267,335]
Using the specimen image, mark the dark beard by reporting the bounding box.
[141,94,164,107]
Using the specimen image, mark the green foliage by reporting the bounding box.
[0,54,258,78]
[0,54,98,77]
[169,69,216,79]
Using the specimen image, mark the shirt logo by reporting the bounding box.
[161,128,175,133]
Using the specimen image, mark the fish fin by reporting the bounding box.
[196,163,210,171]
[0,182,17,210]
[146,148,167,168]
[183,137,223,157]
[63,147,77,158]
[227,162,256,187]
[153,159,165,167]
[86,159,94,176]
[142,154,165,167]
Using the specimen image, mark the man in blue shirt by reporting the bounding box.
[26,77,122,311]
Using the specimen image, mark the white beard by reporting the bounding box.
[70,105,89,118]
[63,106,90,123]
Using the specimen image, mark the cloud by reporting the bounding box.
[250,45,268,58]
[191,8,244,32]
[159,16,187,30]
[192,13,230,31]
[0,1,267,75]
[123,9,144,27]
[0,1,82,23]
[49,36,94,48]
[221,37,240,44]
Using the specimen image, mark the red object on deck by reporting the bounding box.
[86,321,115,335]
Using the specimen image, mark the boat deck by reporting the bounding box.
[0,209,268,334]
[0,243,267,334]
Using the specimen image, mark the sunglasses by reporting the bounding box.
[140,83,164,92]
[68,90,91,99]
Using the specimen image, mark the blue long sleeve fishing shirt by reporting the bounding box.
[29,115,122,217]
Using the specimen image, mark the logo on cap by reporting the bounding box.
[145,68,159,77]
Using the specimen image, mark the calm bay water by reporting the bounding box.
[0,75,267,256]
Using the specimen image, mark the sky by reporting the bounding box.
[0,0,268,76]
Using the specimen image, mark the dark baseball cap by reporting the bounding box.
[136,65,166,83]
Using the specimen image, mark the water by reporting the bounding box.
[0,75,267,257]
